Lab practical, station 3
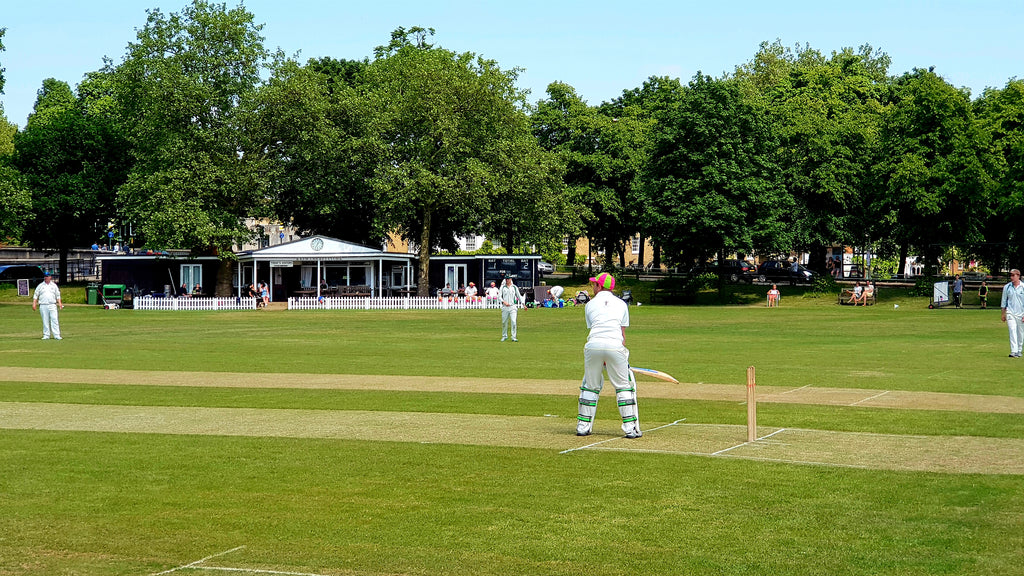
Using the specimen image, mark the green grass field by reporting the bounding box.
[2,289,1023,576]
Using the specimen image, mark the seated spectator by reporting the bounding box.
[191,283,202,296]
[860,282,875,306]
[441,283,453,298]
[465,282,478,300]
[849,281,863,304]
[485,281,499,303]
[767,284,780,307]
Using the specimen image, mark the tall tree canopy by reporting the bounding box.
[359,27,561,295]
[12,78,130,281]
[975,80,1024,268]
[734,41,891,271]
[110,0,269,294]
[0,27,6,99]
[643,74,793,266]
[868,68,997,274]
[532,81,652,269]
[248,56,382,244]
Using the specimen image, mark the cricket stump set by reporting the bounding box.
[746,366,757,442]
[630,365,759,442]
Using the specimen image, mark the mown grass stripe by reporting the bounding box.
[3,401,1022,475]
[3,366,1023,414]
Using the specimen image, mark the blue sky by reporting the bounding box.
[2,0,1021,127]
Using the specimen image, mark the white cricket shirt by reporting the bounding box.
[585,290,629,346]
[33,281,61,305]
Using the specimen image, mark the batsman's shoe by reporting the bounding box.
[576,430,591,437]
[624,430,643,439]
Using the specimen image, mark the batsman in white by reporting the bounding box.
[577,272,642,438]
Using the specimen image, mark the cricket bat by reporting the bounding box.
[629,366,679,384]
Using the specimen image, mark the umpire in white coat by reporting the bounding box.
[576,272,641,438]
[32,273,64,340]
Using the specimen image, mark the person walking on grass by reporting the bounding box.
[1001,269,1024,358]
[499,277,524,342]
[953,275,964,309]
[980,281,989,309]
[576,272,641,439]
[32,273,64,340]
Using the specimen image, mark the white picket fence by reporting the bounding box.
[288,296,502,311]
[134,296,259,311]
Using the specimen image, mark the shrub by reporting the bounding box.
[803,274,840,299]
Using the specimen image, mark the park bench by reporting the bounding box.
[649,287,691,305]
[839,289,875,306]
[337,285,372,298]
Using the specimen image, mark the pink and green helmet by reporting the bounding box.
[589,272,616,290]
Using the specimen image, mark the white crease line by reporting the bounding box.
[559,419,686,454]
[849,390,890,406]
[711,428,788,456]
[150,546,246,575]
[779,384,811,395]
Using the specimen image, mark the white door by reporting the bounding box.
[445,264,467,292]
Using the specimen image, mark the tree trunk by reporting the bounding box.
[808,244,827,275]
[216,257,234,297]
[417,209,432,296]
[566,237,577,270]
[897,244,909,276]
[653,244,661,270]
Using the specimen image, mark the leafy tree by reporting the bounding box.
[0,28,27,242]
[610,76,686,268]
[532,81,651,270]
[975,80,1024,271]
[475,129,570,255]
[530,82,596,267]
[359,27,555,295]
[248,56,382,244]
[0,27,6,97]
[734,41,891,272]
[110,0,269,294]
[642,74,794,269]
[12,79,130,281]
[868,68,997,275]
[0,115,15,156]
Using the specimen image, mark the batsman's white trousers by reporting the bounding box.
[39,304,61,339]
[577,344,640,436]
[501,306,518,340]
[1008,314,1024,356]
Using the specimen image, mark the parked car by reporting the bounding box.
[755,260,816,285]
[688,259,756,284]
[537,261,555,275]
[0,264,46,283]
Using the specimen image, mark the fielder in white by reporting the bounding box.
[32,273,64,340]
[577,272,641,438]
[1001,269,1024,358]
[499,277,524,342]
